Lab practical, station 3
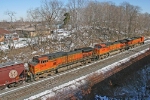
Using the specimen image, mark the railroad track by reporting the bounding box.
[0,41,150,100]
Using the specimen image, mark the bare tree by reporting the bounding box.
[121,2,140,38]
[37,0,63,30]
[141,13,150,36]
[5,10,16,22]
[27,0,64,53]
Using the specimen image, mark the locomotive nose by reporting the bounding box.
[93,48,98,54]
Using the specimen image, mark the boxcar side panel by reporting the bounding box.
[0,63,25,87]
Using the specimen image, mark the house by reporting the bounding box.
[0,28,19,42]
[0,28,10,42]
[16,27,36,38]
[16,25,50,38]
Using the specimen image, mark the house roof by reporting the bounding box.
[0,28,10,35]
[16,27,35,32]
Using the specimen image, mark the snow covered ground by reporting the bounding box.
[24,46,150,100]
[0,29,71,51]
[0,30,150,52]
[0,38,31,51]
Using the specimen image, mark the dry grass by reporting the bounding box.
[0,46,43,63]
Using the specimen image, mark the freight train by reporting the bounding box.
[0,36,144,89]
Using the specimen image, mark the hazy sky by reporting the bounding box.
[0,0,150,21]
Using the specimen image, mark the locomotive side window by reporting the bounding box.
[94,45,102,49]
[44,60,48,63]
[53,62,56,65]
[41,61,44,63]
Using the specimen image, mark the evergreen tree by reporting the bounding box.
[63,13,70,27]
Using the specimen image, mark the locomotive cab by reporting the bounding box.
[94,44,106,49]
[94,43,112,59]
[94,44,107,54]
[28,56,50,80]
[29,56,48,74]
[29,57,39,74]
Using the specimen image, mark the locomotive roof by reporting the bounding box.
[35,50,83,60]
[0,60,23,68]
[117,39,128,43]
[105,42,112,46]
[42,52,67,59]
[112,41,120,44]
[131,36,141,39]
[126,36,141,41]
[67,49,82,55]
[105,42,117,46]
[74,47,93,52]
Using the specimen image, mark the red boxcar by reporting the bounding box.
[0,61,25,89]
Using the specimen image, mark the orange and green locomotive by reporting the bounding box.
[28,47,94,80]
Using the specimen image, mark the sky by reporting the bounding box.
[0,0,150,21]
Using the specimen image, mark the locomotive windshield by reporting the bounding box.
[32,57,39,63]
[94,45,102,49]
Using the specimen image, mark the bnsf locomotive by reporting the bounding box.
[0,36,144,89]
